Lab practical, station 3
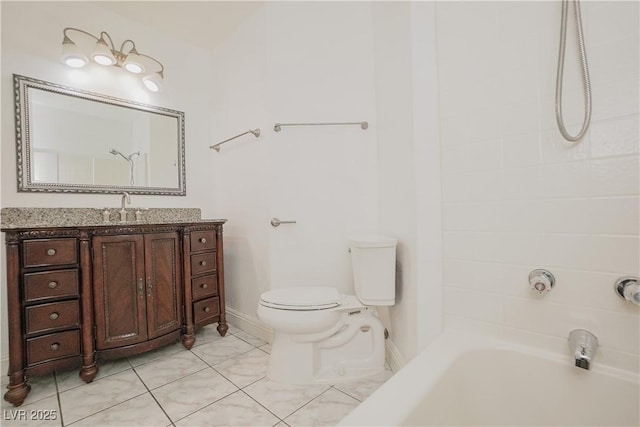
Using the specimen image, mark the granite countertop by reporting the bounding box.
[1,208,226,230]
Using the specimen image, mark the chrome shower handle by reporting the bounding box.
[270,218,296,228]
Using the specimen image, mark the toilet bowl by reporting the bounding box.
[257,235,397,385]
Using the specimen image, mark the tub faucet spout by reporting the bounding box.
[568,329,598,370]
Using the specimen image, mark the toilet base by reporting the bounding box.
[266,309,386,384]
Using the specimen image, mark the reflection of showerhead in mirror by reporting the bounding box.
[109,149,140,161]
[109,149,141,186]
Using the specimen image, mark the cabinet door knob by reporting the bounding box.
[199,237,207,243]
[200,283,208,289]
[50,343,60,351]
[200,261,207,266]
[48,281,58,289]
[204,307,211,313]
[46,248,57,256]
[49,312,59,320]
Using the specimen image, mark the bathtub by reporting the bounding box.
[339,330,639,426]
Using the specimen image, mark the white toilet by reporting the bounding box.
[257,235,397,384]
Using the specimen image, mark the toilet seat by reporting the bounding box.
[259,286,341,311]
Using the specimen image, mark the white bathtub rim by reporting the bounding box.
[338,329,639,427]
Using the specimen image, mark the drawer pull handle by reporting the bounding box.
[49,312,59,320]
[46,248,57,256]
[204,307,211,313]
[48,281,58,289]
[199,238,207,243]
[200,261,207,266]
[50,343,60,351]
[200,283,208,289]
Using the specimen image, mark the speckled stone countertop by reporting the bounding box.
[1,208,225,230]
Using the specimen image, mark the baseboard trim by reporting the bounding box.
[226,307,273,344]
[385,337,404,373]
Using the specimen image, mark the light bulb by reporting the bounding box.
[91,38,116,66]
[142,72,162,92]
[123,49,145,74]
[61,38,89,68]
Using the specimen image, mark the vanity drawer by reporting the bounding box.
[25,301,80,336]
[23,239,77,268]
[190,230,215,252]
[193,297,220,324]
[192,274,217,300]
[23,269,79,303]
[26,330,80,366]
[191,253,216,276]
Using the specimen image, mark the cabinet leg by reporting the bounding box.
[4,374,31,407]
[182,334,195,350]
[217,320,228,337]
[79,363,99,383]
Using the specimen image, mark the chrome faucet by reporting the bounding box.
[568,329,598,370]
[119,192,131,222]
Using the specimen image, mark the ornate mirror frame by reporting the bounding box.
[14,74,186,195]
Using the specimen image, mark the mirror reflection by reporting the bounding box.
[15,74,185,195]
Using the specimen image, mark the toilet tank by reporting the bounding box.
[348,235,397,306]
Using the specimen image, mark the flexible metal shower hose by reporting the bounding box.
[555,0,592,142]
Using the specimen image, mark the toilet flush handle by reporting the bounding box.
[271,218,297,227]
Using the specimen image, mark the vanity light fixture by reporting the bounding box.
[61,27,165,92]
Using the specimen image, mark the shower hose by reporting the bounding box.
[555,0,592,142]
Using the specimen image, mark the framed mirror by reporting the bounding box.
[14,74,186,195]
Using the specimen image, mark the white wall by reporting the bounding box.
[437,1,639,372]
[0,2,218,361]
[210,2,379,330]
[212,2,442,367]
[373,2,442,365]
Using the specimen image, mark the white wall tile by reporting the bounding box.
[437,1,639,371]
[443,287,504,324]
[590,156,640,197]
[590,115,640,158]
[504,297,639,354]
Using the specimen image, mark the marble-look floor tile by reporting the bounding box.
[243,378,330,419]
[225,322,242,336]
[0,395,61,427]
[70,393,170,427]
[259,344,272,354]
[332,368,393,401]
[191,335,254,366]
[56,359,131,392]
[175,390,280,427]
[127,341,186,367]
[59,369,147,425]
[134,350,208,390]
[284,388,361,427]
[213,348,269,388]
[152,367,238,422]
[192,324,226,347]
[234,330,267,347]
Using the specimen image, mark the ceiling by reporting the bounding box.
[95,1,264,51]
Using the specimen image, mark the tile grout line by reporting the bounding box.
[131,367,176,427]
[52,371,65,427]
[278,386,337,424]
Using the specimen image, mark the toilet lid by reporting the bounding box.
[260,286,341,311]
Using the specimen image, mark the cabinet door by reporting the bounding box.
[93,235,147,349]
[145,232,183,339]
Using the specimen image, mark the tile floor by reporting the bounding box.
[1,323,393,426]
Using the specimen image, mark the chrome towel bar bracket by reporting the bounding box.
[210,128,260,152]
[273,121,368,132]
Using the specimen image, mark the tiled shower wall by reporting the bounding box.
[436,1,639,371]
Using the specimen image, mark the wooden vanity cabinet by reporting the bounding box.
[92,232,183,351]
[2,221,226,406]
